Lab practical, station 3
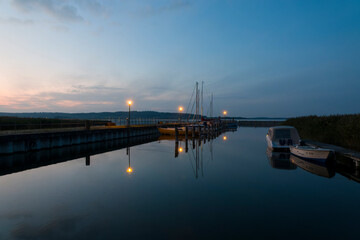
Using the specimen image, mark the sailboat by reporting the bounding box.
[158,82,210,136]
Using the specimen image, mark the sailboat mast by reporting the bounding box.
[195,82,199,122]
[210,93,213,118]
[201,81,203,120]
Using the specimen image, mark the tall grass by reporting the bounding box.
[283,114,360,151]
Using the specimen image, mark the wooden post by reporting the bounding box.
[175,140,179,158]
[185,126,188,140]
[86,155,90,166]
[355,160,360,168]
[192,126,195,138]
[85,120,90,130]
[175,126,179,142]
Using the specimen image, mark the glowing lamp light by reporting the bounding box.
[127,100,133,106]
[179,147,183,152]
[223,110,227,116]
[127,167,133,173]
[223,136,227,140]
[179,106,184,112]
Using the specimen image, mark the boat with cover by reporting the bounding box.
[290,145,334,162]
[266,126,300,150]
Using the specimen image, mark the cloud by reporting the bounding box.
[138,0,192,17]
[76,0,109,17]
[52,25,69,33]
[0,17,33,25]
[0,80,194,113]
[12,0,84,22]
[0,84,126,112]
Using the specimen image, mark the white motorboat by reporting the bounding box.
[266,126,300,150]
[290,145,334,162]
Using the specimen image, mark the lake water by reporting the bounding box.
[1,127,360,239]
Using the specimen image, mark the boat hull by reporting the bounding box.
[158,127,199,136]
[290,145,334,162]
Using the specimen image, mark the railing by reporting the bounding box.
[0,118,194,131]
[108,118,195,126]
[0,120,108,131]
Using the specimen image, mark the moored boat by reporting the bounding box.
[266,126,300,150]
[290,145,335,162]
[158,126,200,136]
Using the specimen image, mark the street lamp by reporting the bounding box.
[127,100,132,126]
[178,106,184,123]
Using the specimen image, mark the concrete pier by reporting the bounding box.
[0,126,159,155]
[0,134,158,177]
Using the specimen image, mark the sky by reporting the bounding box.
[0,0,359,117]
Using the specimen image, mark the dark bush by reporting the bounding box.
[283,114,360,151]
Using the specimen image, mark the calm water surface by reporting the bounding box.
[1,128,360,239]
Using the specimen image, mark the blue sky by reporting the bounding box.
[0,0,359,117]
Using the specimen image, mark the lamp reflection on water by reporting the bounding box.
[126,146,133,174]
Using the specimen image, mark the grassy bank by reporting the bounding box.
[283,114,360,151]
[0,117,109,131]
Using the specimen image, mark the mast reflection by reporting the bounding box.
[158,130,225,179]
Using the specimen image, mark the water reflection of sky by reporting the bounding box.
[1,128,360,239]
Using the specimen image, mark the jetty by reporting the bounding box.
[304,140,360,168]
[0,125,160,155]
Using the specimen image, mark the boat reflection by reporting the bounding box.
[267,145,360,182]
[290,154,335,178]
[158,130,226,179]
[266,147,297,170]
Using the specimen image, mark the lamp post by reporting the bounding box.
[178,106,184,123]
[223,110,227,118]
[127,100,132,126]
